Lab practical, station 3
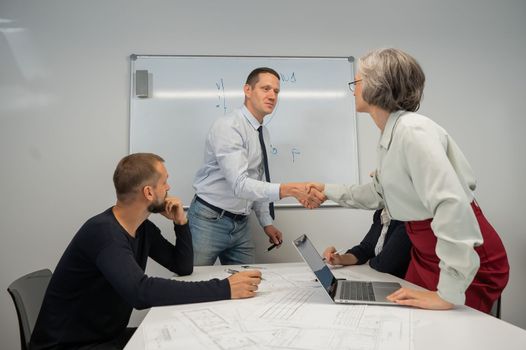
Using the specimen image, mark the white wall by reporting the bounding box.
[1,1,525,348]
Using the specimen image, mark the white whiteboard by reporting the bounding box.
[129,55,359,207]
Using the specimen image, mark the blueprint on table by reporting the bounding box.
[143,265,412,350]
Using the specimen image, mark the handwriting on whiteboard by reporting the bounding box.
[215,78,227,114]
[270,145,302,163]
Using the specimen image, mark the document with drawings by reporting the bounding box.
[140,264,412,350]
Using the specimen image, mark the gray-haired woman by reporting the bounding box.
[309,48,509,313]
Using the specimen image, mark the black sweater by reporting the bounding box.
[347,210,412,279]
[30,208,230,350]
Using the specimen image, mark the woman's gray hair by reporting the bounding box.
[359,48,425,112]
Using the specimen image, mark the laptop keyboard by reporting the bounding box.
[340,281,375,301]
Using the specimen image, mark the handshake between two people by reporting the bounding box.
[280,182,327,209]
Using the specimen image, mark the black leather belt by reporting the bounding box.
[195,196,248,222]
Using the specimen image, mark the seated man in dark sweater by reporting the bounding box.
[30,153,261,350]
[323,209,412,278]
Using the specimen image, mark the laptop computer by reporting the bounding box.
[293,234,402,305]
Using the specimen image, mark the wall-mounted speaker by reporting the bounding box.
[135,70,149,98]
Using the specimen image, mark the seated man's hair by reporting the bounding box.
[113,153,164,202]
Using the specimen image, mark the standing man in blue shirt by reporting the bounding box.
[189,67,318,265]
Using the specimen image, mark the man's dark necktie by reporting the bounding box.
[258,126,275,219]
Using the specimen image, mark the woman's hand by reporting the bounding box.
[386,288,454,310]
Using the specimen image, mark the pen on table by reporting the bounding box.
[225,268,265,280]
[267,241,282,252]
[322,248,347,262]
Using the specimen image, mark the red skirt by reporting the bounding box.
[404,202,509,313]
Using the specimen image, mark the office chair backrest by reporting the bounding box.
[7,269,52,350]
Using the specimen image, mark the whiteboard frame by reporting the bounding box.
[128,54,360,208]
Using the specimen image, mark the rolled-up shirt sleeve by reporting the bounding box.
[253,199,273,227]
[325,182,383,210]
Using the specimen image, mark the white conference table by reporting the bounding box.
[125,263,526,350]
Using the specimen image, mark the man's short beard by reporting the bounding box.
[147,201,165,213]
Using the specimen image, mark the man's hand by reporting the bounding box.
[280,183,324,209]
[228,270,262,299]
[386,288,455,310]
[264,225,283,246]
[306,182,327,199]
[160,197,188,225]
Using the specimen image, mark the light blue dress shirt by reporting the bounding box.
[193,106,280,227]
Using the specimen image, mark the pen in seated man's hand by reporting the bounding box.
[228,270,262,299]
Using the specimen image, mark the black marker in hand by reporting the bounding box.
[267,240,282,252]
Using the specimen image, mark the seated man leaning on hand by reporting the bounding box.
[30,153,261,350]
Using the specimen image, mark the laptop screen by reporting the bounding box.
[293,234,337,293]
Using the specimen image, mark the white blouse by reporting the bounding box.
[325,110,482,305]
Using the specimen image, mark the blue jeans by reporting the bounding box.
[188,197,255,266]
